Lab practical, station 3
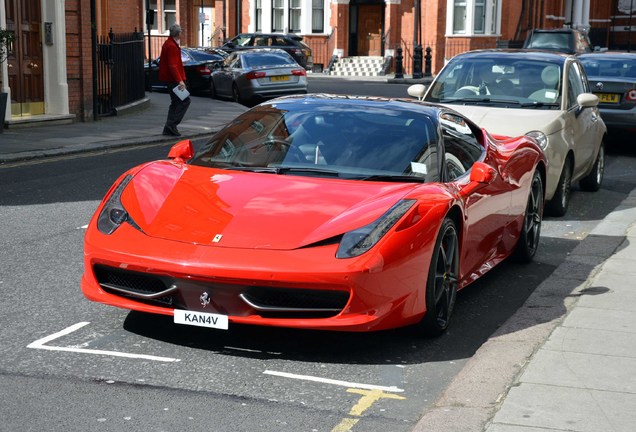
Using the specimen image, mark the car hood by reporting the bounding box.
[441,104,564,136]
[119,161,419,250]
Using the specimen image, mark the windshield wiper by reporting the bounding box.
[519,101,560,108]
[359,174,426,183]
[442,97,523,105]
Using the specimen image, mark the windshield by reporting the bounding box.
[190,101,440,181]
[425,56,563,109]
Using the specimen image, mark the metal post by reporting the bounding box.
[201,0,205,47]
[629,0,634,52]
[412,44,423,79]
[395,47,404,79]
[91,0,99,120]
[424,46,432,77]
[146,0,152,92]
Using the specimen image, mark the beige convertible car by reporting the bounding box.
[410,49,606,216]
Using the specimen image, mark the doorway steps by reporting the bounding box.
[328,56,384,77]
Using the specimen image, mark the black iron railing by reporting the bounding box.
[96,29,145,117]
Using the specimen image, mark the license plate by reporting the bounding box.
[174,309,228,330]
[270,75,289,82]
[596,93,620,103]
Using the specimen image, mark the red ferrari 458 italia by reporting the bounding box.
[82,94,546,336]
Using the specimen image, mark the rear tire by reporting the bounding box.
[546,158,572,217]
[209,81,217,99]
[232,84,242,104]
[580,142,605,192]
[417,218,459,337]
[513,171,543,263]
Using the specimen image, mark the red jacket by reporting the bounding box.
[158,37,186,83]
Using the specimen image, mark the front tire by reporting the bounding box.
[580,142,605,192]
[546,158,572,217]
[417,218,459,337]
[513,170,543,263]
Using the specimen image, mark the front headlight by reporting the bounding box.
[525,130,548,150]
[97,175,136,235]
[336,200,416,259]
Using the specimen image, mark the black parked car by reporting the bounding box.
[220,33,313,70]
[145,47,227,94]
[523,28,593,54]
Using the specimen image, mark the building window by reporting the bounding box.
[255,0,262,32]
[474,0,485,34]
[164,0,176,32]
[449,0,499,36]
[289,0,301,33]
[453,0,467,34]
[272,0,284,32]
[145,0,177,34]
[312,0,324,33]
[148,0,159,31]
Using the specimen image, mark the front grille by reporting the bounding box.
[93,264,350,318]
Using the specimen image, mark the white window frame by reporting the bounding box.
[247,0,329,35]
[446,0,501,37]
[145,0,176,35]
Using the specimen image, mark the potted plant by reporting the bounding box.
[0,28,15,132]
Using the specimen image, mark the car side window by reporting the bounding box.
[254,36,269,46]
[567,62,585,109]
[440,113,484,181]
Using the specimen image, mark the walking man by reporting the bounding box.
[159,24,190,136]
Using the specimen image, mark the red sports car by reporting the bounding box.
[82,95,546,336]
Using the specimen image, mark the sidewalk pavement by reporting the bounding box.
[2,85,635,432]
[0,91,248,164]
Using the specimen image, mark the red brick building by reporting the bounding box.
[1,0,635,126]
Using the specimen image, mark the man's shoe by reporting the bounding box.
[162,126,181,137]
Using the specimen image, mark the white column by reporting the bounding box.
[581,0,590,31]
[41,0,69,115]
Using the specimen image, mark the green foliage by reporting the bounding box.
[0,28,15,64]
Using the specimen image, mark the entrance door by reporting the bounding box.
[357,5,383,56]
[6,0,45,116]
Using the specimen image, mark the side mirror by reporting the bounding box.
[460,161,497,197]
[577,93,599,109]
[407,84,427,101]
[168,139,194,161]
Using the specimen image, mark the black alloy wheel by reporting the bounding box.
[513,170,544,263]
[418,217,459,337]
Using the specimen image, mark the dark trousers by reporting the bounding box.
[165,83,191,130]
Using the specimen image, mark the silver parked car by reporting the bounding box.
[210,48,308,105]
[579,51,636,134]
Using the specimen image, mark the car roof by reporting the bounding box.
[267,93,470,121]
[529,28,583,34]
[235,32,303,40]
[235,48,289,55]
[451,49,573,62]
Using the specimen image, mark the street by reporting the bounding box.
[1,80,636,431]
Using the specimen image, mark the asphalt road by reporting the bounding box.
[1,84,635,430]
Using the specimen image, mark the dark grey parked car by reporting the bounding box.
[523,28,593,54]
[210,49,308,105]
[579,51,636,133]
[220,33,313,70]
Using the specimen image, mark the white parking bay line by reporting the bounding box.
[263,370,404,393]
[27,322,180,363]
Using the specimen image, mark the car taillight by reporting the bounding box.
[291,69,306,76]
[246,71,267,80]
[302,49,311,57]
[196,65,211,76]
[627,89,636,102]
